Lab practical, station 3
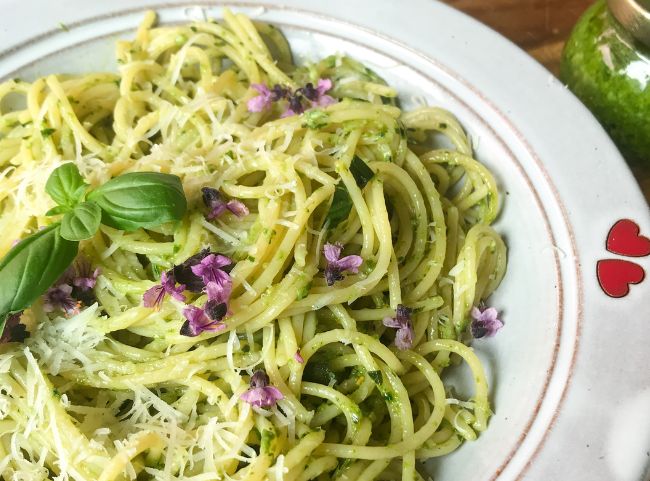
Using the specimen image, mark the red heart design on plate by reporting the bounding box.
[596,259,645,298]
[606,219,650,257]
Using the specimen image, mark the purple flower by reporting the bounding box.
[205,281,231,305]
[202,187,249,220]
[240,370,284,408]
[180,305,226,337]
[142,272,186,310]
[294,351,304,363]
[0,312,29,344]
[173,249,213,293]
[247,83,291,113]
[301,78,336,107]
[191,254,233,303]
[44,284,80,315]
[282,78,336,117]
[247,83,273,112]
[323,242,363,286]
[282,93,306,117]
[72,258,100,291]
[383,304,414,350]
[204,300,228,321]
[470,306,503,338]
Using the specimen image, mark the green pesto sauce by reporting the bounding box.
[561,0,650,165]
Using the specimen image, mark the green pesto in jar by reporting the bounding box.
[561,0,650,165]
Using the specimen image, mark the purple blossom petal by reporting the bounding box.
[202,187,227,220]
[226,200,249,217]
[394,323,414,350]
[270,84,289,101]
[240,371,284,408]
[240,386,284,408]
[43,284,79,315]
[286,94,305,115]
[300,83,318,101]
[191,254,233,295]
[173,249,213,293]
[205,280,232,304]
[250,370,270,388]
[323,243,343,263]
[383,304,414,350]
[322,242,363,286]
[324,266,345,286]
[72,258,100,291]
[180,305,225,337]
[202,187,248,220]
[315,95,336,107]
[470,306,503,338]
[162,272,186,301]
[204,300,228,321]
[73,268,100,291]
[252,83,271,96]
[247,83,272,112]
[335,254,363,274]
[143,272,186,309]
[142,284,166,309]
[382,315,403,329]
[294,351,304,363]
[281,108,297,118]
[0,312,29,344]
[316,78,333,96]
[396,305,412,323]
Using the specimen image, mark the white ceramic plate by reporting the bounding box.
[1,1,649,480]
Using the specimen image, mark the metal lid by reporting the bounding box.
[608,0,650,47]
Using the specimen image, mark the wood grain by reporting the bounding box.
[441,0,592,74]
[442,0,650,201]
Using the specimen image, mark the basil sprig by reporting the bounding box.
[325,156,375,228]
[45,162,89,212]
[87,172,187,231]
[0,224,78,325]
[60,202,102,241]
[0,163,188,331]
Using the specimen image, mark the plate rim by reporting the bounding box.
[0,1,648,480]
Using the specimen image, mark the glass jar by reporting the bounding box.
[561,0,650,165]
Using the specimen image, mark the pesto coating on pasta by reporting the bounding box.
[0,9,506,481]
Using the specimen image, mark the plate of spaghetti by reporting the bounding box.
[0,1,648,481]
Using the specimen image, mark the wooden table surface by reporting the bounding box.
[441,0,650,202]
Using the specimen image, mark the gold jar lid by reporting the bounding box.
[608,0,650,47]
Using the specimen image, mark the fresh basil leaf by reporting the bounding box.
[325,156,374,229]
[45,205,71,216]
[87,172,187,231]
[0,224,78,328]
[45,163,89,207]
[350,155,374,188]
[325,183,353,229]
[60,202,101,241]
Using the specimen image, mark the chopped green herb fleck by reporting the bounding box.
[368,370,383,385]
[296,281,312,300]
[260,429,276,454]
[304,109,329,129]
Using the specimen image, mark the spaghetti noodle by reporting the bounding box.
[0,10,506,481]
